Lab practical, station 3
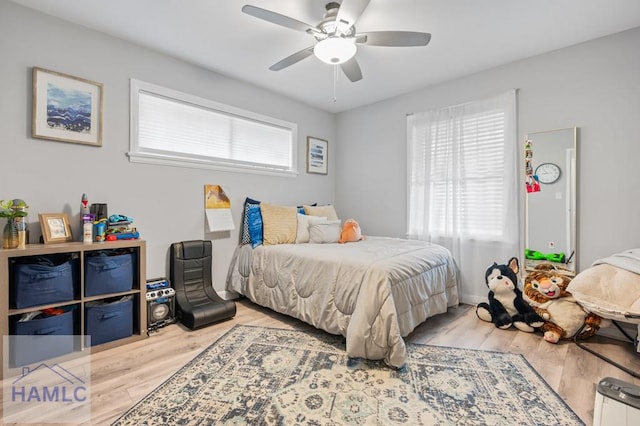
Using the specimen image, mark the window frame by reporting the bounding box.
[128,79,298,177]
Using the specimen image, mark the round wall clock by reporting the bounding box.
[535,162,561,184]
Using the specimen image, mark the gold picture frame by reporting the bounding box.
[32,67,104,147]
[39,213,74,244]
[306,136,328,175]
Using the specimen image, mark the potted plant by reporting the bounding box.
[1,199,29,249]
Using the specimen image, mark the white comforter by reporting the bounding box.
[226,237,459,367]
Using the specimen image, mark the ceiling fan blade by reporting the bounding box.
[340,57,363,82]
[242,5,319,34]
[269,46,315,71]
[357,31,431,47]
[335,0,371,30]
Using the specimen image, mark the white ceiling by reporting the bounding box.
[10,0,640,113]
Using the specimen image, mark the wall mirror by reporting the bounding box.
[524,127,578,275]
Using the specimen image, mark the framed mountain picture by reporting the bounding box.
[32,67,103,147]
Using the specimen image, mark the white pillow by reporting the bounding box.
[304,204,339,221]
[309,220,342,244]
[295,214,327,244]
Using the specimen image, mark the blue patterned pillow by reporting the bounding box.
[240,198,260,245]
[247,203,263,248]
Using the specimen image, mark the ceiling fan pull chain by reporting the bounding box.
[333,64,338,103]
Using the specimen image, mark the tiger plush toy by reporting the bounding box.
[523,264,601,343]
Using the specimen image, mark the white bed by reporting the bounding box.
[225,236,460,367]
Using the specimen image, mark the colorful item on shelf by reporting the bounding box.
[94,219,107,242]
[90,203,109,221]
[108,214,133,224]
[105,213,139,240]
[81,193,90,215]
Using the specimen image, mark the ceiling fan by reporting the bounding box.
[242,0,431,82]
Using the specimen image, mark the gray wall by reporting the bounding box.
[335,27,640,303]
[0,1,336,293]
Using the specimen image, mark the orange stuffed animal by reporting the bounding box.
[339,218,364,244]
[523,264,601,343]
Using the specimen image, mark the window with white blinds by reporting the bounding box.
[408,91,517,241]
[129,79,297,175]
[428,111,506,239]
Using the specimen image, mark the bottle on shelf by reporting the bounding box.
[81,193,93,243]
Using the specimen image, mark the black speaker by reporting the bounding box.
[146,288,176,330]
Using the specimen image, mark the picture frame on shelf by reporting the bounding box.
[306,137,328,175]
[39,213,74,244]
[32,67,104,147]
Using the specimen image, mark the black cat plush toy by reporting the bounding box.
[476,257,544,332]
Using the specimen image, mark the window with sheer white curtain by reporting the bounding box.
[128,79,297,176]
[407,90,518,302]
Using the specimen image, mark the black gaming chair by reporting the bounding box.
[169,240,236,329]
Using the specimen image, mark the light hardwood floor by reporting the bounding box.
[4,299,640,425]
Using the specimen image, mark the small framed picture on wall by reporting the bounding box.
[306,137,328,175]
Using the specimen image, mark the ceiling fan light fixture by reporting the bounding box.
[314,37,356,64]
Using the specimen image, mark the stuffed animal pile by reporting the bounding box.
[523,264,601,343]
[476,257,545,332]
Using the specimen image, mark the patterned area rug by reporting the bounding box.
[112,325,584,425]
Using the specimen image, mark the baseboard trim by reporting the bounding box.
[461,295,485,306]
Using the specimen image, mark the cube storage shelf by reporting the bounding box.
[0,239,147,378]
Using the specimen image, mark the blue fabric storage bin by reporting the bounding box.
[13,259,77,308]
[11,310,75,367]
[85,252,134,296]
[85,298,133,346]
